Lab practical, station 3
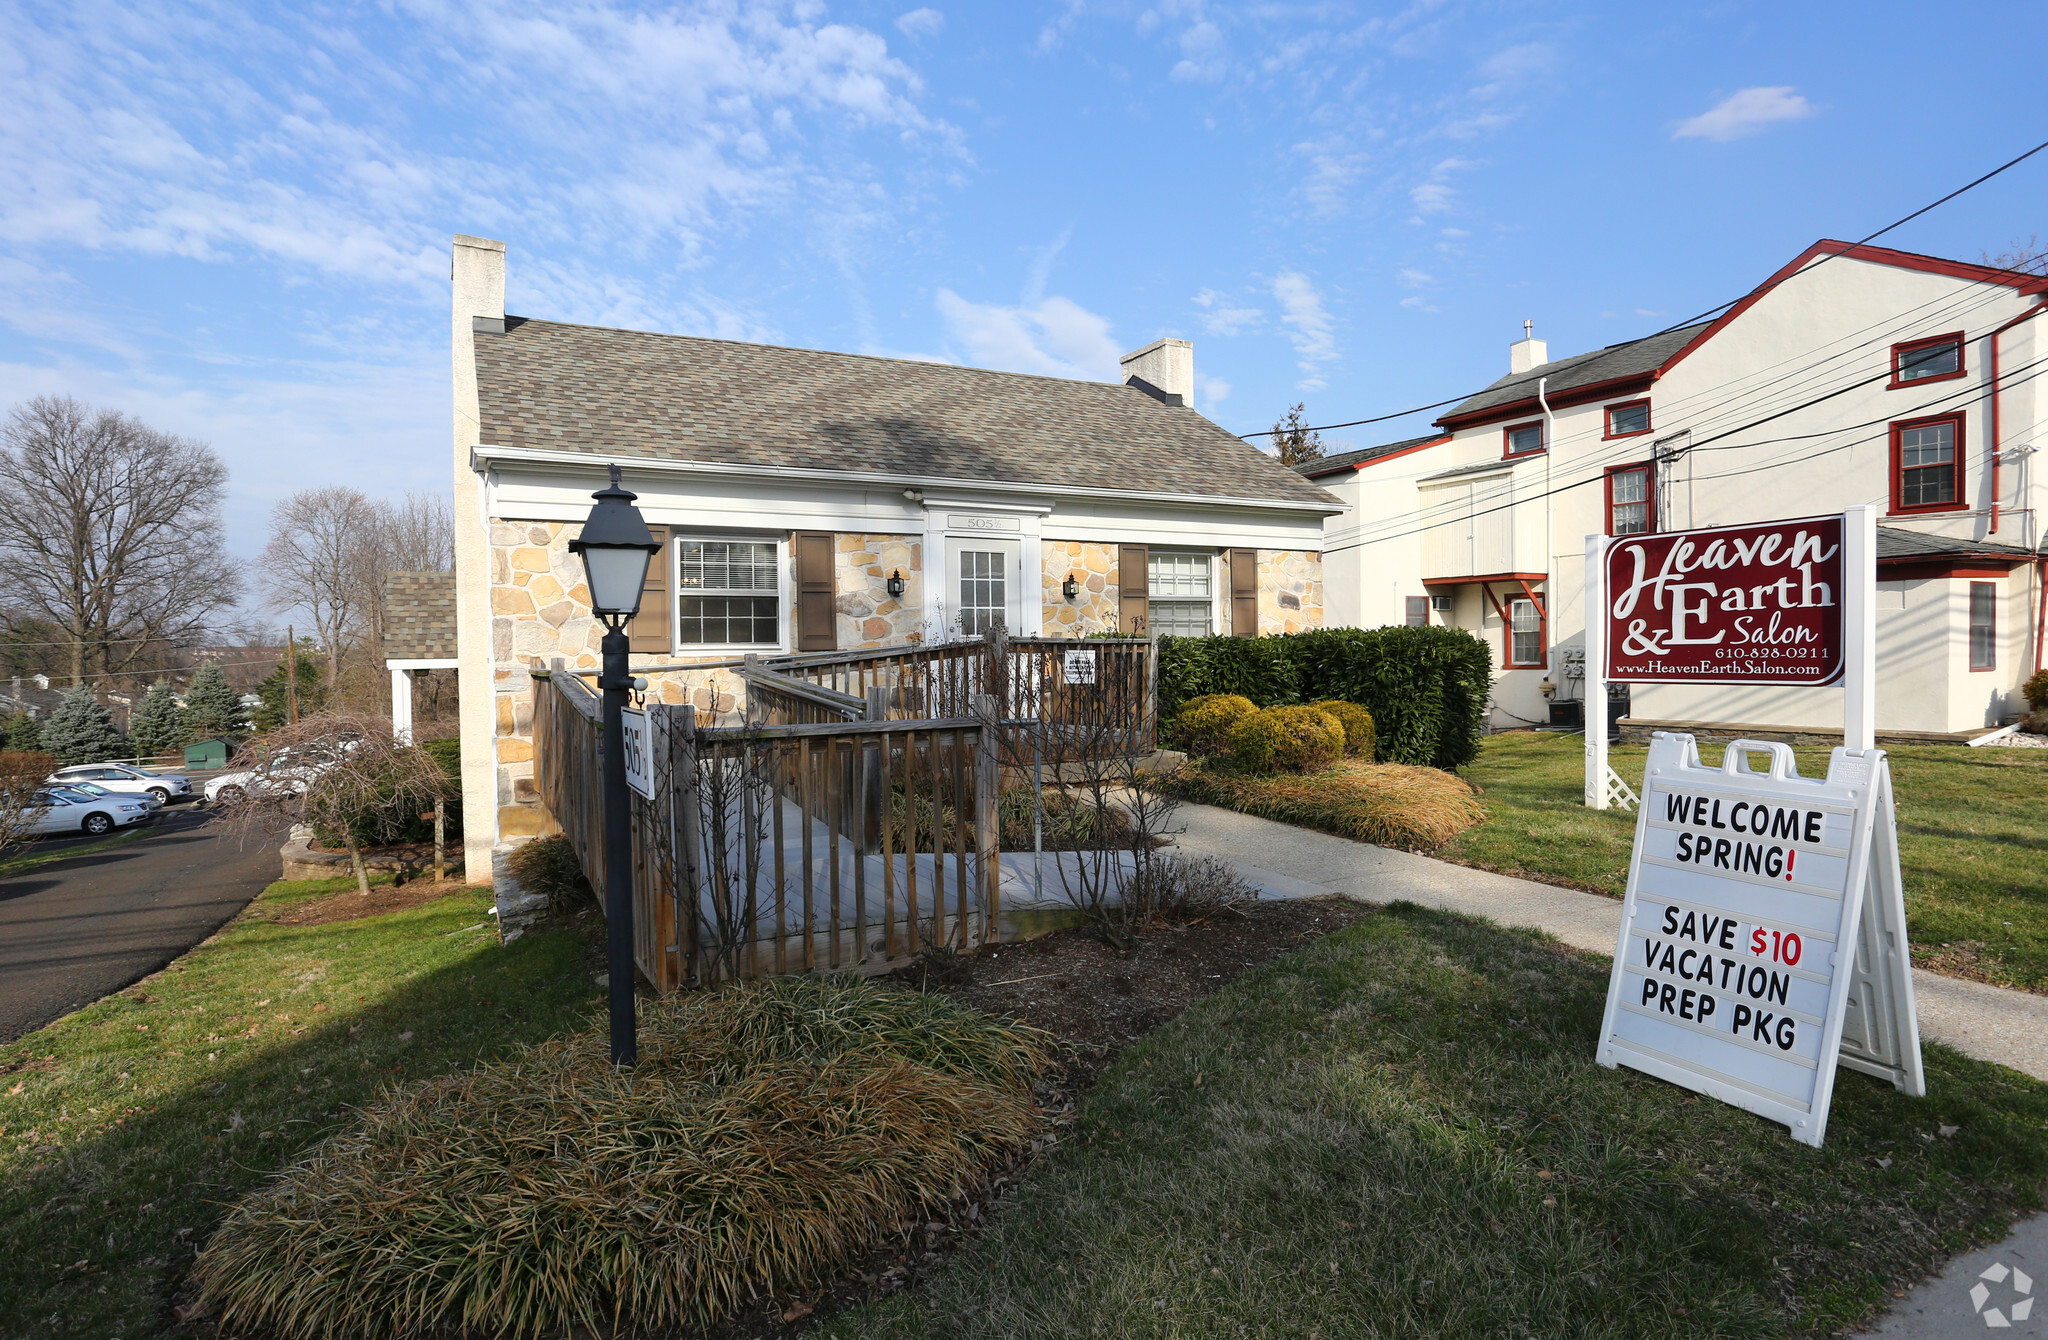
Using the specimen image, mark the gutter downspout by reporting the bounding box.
[1987,301,2048,535]
[1537,375,1555,670]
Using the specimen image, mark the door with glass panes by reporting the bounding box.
[945,537,1023,637]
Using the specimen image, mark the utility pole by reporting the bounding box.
[285,624,298,725]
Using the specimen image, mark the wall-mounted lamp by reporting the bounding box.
[886,570,906,599]
[902,488,924,502]
[1062,572,1080,601]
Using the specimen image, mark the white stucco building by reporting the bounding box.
[1310,239,2046,741]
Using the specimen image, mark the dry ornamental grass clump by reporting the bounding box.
[1171,759,1486,850]
[189,977,1053,1339]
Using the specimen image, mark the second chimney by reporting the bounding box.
[1510,319,1547,375]
[1120,338,1194,407]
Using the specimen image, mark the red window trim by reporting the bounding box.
[1603,462,1656,537]
[1888,411,1968,517]
[1889,331,1966,389]
[1483,582,1548,669]
[1602,398,1653,439]
[1501,419,1545,459]
[1968,580,1997,672]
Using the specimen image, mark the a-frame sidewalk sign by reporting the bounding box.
[1586,506,1924,1147]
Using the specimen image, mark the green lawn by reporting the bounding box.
[825,905,2048,1340]
[0,876,601,1338]
[1440,732,2048,993]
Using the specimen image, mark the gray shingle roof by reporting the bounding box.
[383,572,457,661]
[473,318,1341,509]
[1875,527,2038,561]
[1437,323,1712,425]
[1295,434,1448,478]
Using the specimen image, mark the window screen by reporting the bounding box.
[1405,596,1428,627]
[1606,402,1650,436]
[1969,582,1996,671]
[677,540,780,645]
[1505,423,1543,455]
[1148,551,1214,638]
[1896,338,1961,383]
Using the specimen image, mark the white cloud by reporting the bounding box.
[1192,288,1261,336]
[1397,268,1434,288]
[1674,87,1814,142]
[1409,156,1472,216]
[1170,19,1229,82]
[935,290,1121,381]
[896,8,944,39]
[1195,371,1230,408]
[1272,271,1335,376]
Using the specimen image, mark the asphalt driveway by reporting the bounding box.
[0,805,283,1044]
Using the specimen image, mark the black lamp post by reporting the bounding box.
[568,464,663,1067]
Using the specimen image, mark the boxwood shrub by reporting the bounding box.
[1159,626,1492,770]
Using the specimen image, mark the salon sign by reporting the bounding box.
[1605,516,1844,685]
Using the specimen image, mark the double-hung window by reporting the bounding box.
[1404,595,1429,627]
[1890,414,1964,514]
[1606,464,1653,536]
[1147,551,1214,637]
[1969,582,1996,671]
[676,539,780,646]
[1891,333,1965,387]
[1508,597,1544,668]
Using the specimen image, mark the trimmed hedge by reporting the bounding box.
[1174,694,1261,755]
[1310,700,1374,758]
[1231,705,1343,774]
[1159,627,1492,771]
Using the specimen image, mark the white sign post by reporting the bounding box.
[620,707,655,800]
[1590,504,1921,1145]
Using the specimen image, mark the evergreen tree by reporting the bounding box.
[41,690,130,766]
[252,644,326,731]
[184,662,247,738]
[2,711,41,753]
[129,679,188,758]
[1269,402,1326,467]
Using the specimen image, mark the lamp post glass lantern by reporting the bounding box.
[568,463,663,1067]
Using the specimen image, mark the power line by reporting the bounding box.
[1242,136,2048,441]
[1320,339,2048,557]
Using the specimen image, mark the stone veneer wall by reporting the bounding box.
[1041,541,1121,635]
[836,534,924,649]
[1257,549,1323,636]
[488,519,750,839]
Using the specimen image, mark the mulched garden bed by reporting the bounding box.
[712,895,1378,1338]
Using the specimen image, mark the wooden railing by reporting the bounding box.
[533,664,1001,989]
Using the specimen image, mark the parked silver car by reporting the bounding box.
[203,746,345,805]
[24,788,155,837]
[47,780,162,810]
[48,764,193,805]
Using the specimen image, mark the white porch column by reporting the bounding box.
[391,667,414,744]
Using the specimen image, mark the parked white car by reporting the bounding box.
[48,780,162,810]
[25,788,155,837]
[203,747,343,805]
[47,764,193,805]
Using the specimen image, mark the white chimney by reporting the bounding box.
[1119,338,1194,407]
[1510,319,1547,375]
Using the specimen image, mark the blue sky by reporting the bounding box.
[2,0,2043,558]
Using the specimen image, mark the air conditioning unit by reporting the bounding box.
[1431,594,1455,613]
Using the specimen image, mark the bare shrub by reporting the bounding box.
[215,710,451,895]
[1122,853,1256,928]
[504,834,592,915]
[0,751,56,857]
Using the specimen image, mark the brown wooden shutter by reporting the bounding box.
[795,531,838,652]
[1117,544,1148,636]
[1229,548,1258,637]
[628,525,670,653]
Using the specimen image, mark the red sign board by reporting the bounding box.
[1605,516,1844,685]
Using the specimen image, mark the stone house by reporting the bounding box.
[448,235,1342,881]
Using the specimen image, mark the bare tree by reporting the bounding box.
[1269,403,1326,468]
[0,751,56,858]
[1982,235,2048,276]
[0,397,243,685]
[214,710,450,894]
[354,491,454,668]
[260,487,384,690]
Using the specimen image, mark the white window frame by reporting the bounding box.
[1147,549,1220,639]
[671,533,791,655]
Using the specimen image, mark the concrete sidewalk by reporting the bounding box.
[1171,799,2048,1083]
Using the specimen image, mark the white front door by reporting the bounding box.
[945,537,1023,638]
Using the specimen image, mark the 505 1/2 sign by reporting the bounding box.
[1606,515,1844,686]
